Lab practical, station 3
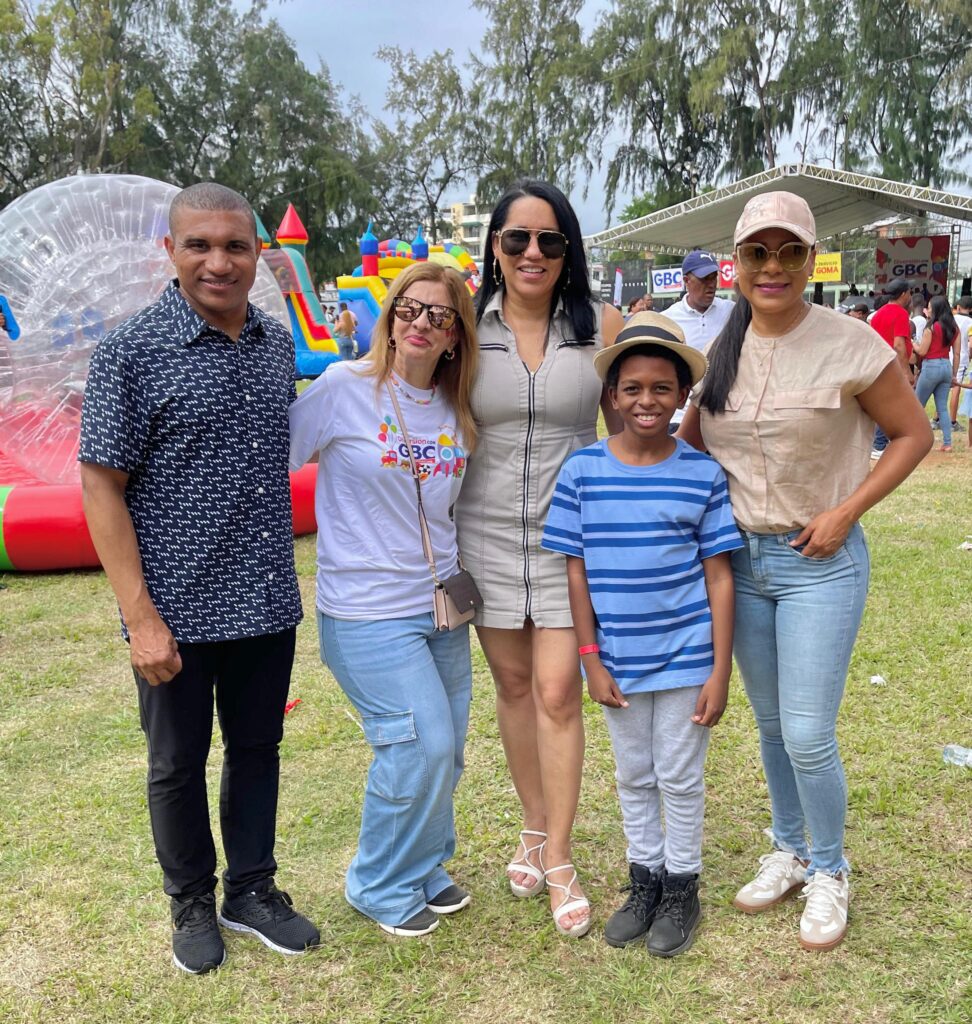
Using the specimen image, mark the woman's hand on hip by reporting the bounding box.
[790,506,855,558]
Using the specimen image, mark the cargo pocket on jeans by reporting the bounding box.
[361,711,427,802]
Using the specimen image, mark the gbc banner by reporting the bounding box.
[652,262,735,293]
[809,253,842,283]
[651,266,683,293]
[875,235,949,296]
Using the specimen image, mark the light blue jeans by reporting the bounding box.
[731,523,870,876]
[318,611,472,925]
[915,358,953,445]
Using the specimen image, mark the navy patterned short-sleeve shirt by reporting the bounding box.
[79,282,303,643]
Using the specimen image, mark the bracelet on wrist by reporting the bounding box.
[578,644,599,656]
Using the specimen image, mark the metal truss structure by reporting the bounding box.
[585,164,972,259]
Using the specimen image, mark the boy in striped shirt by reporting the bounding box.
[541,312,742,957]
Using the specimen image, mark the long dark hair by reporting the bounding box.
[926,295,959,348]
[477,179,596,340]
[697,295,753,415]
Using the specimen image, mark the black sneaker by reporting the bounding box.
[427,884,471,915]
[378,906,440,937]
[171,892,226,974]
[646,871,701,958]
[218,883,320,955]
[604,863,662,947]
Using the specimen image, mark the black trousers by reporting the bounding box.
[134,628,296,900]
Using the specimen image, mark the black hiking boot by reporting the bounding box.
[646,870,701,957]
[604,863,662,947]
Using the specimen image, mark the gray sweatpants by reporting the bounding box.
[602,686,710,875]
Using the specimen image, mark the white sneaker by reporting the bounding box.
[799,872,849,951]
[732,850,808,914]
[869,448,884,461]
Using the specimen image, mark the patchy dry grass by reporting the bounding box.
[0,442,970,1024]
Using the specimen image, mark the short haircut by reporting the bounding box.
[911,294,926,312]
[957,294,972,311]
[606,342,692,392]
[168,182,257,237]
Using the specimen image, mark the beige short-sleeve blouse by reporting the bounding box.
[693,304,896,534]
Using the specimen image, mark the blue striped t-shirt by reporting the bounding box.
[541,438,743,695]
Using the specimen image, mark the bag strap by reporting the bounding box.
[385,380,441,585]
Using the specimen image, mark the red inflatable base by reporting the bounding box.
[0,464,319,572]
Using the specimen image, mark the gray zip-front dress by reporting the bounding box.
[455,290,605,629]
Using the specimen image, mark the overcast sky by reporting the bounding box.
[260,0,616,234]
[258,1,971,258]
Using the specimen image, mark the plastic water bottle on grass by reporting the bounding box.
[942,745,972,767]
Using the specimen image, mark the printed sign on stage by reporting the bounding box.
[875,235,949,296]
[809,253,842,283]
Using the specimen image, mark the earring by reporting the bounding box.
[563,266,571,288]
[444,348,456,361]
[388,338,396,349]
[493,262,503,287]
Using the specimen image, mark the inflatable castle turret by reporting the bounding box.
[258,204,339,378]
[361,221,379,278]
[411,225,429,262]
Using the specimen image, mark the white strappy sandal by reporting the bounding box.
[506,829,547,898]
[543,862,592,938]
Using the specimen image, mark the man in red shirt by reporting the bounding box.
[870,280,913,381]
[868,280,915,460]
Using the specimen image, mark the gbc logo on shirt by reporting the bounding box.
[399,442,438,462]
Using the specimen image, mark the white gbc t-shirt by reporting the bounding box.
[289,361,467,620]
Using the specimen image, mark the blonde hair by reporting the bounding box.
[363,262,479,451]
[335,309,355,337]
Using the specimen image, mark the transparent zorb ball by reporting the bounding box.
[0,174,289,484]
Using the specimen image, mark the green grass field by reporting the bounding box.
[1,443,970,1024]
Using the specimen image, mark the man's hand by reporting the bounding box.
[128,611,182,685]
[586,661,629,709]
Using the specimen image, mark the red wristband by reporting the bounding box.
[578,644,600,656]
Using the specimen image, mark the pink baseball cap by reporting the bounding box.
[733,191,816,247]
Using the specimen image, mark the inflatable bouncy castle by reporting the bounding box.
[258,204,340,378]
[0,174,317,572]
[337,223,480,354]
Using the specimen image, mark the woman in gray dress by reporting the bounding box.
[455,180,623,937]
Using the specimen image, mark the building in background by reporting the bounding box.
[447,195,492,263]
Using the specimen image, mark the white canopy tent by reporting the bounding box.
[585,164,972,259]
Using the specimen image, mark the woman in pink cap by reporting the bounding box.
[679,191,931,951]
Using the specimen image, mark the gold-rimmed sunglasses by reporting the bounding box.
[735,241,813,273]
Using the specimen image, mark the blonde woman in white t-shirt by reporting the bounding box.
[679,192,930,952]
[289,262,478,939]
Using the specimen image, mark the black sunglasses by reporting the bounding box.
[392,296,459,330]
[496,228,568,259]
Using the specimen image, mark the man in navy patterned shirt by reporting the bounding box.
[79,183,319,974]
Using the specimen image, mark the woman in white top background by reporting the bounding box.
[289,262,478,939]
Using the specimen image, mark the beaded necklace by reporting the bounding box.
[391,371,436,406]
